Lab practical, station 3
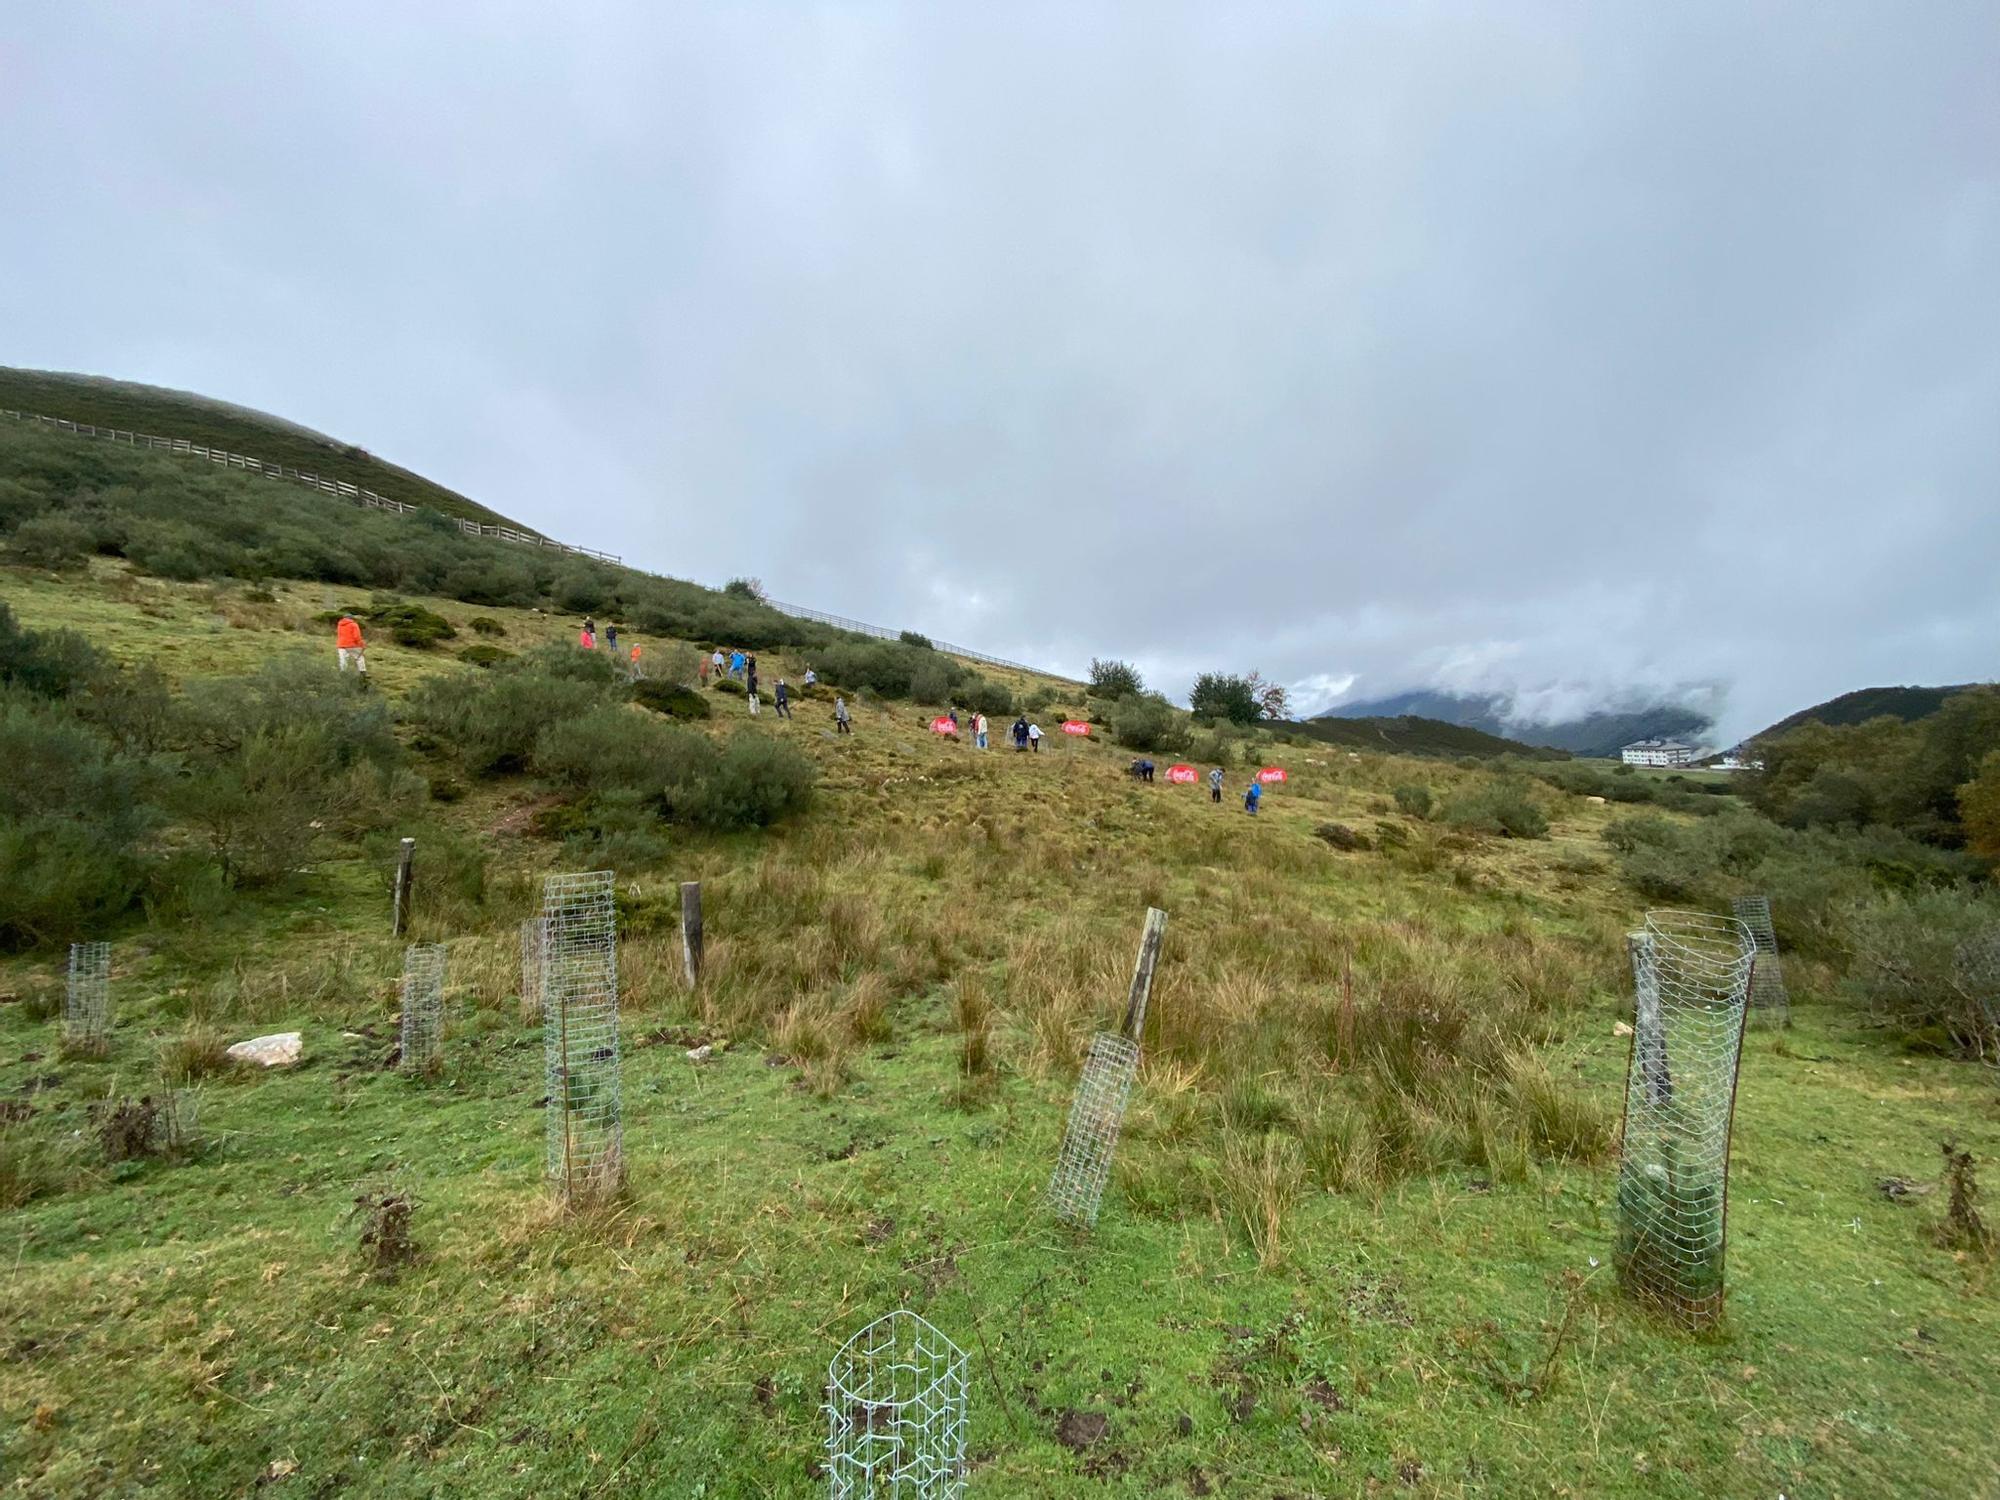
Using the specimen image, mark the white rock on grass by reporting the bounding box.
[227,1032,302,1068]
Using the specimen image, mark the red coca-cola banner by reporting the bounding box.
[1061,720,1091,736]
[930,716,958,735]
[1257,766,1288,783]
[1166,764,1198,783]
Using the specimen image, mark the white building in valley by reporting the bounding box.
[1621,738,1695,768]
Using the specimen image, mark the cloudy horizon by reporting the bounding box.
[5,3,1995,744]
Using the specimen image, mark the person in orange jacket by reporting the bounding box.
[334,614,368,675]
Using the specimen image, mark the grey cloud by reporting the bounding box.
[5,3,1996,743]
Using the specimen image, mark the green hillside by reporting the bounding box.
[1753,682,1980,742]
[1290,712,1568,760]
[2,393,1998,1496]
[0,367,533,533]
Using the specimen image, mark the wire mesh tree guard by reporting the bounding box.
[1615,910,1756,1330]
[1046,907,1166,1229]
[398,943,448,1075]
[519,916,545,1022]
[1048,1033,1141,1228]
[541,871,623,1205]
[825,1310,968,1499]
[1730,893,1789,1026]
[63,941,112,1055]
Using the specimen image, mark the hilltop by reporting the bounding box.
[1750,682,1982,743]
[0,367,531,533]
[1320,688,1712,759]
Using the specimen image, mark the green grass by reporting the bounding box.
[2,566,1998,1497]
[0,367,530,532]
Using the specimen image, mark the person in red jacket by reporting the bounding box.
[334,615,367,675]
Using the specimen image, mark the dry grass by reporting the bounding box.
[157,1024,233,1085]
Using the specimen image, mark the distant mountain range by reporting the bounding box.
[1316,690,1711,760]
[1749,683,1980,743]
[1288,713,1566,761]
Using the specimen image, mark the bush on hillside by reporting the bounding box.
[1441,781,1550,839]
[631,679,712,720]
[711,675,746,697]
[1393,784,1433,819]
[367,598,457,649]
[9,514,95,569]
[0,700,155,948]
[1111,695,1191,755]
[1089,658,1144,698]
[898,629,933,649]
[671,732,816,829]
[1845,890,2000,1055]
[909,659,951,705]
[458,644,512,668]
[468,616,506,637]
[407,653,612,773]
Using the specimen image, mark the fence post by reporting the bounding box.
[392,837,416,937]
[1120,907,1168,1042]
[680,881,704,988]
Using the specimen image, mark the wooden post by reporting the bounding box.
[392,838,415,937]
[1120,906,1168,1043]
[680,881,704,988]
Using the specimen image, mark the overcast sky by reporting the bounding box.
[5,4,1996,742]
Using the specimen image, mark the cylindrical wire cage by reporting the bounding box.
[1730,893,1789,1026]
[398,943,448,1074]
[63,941,112,1054]
[825,1311,968,1499]
[542,871,622,1204]
[1615,909,1755,1330]
[1048,1032,1141,1228]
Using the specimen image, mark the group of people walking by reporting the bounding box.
[578,617,644,675]
[953,711,1043,751]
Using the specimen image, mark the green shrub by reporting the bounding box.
[673,733,816,829]
[9,513,95,569]
[468,616,506,636]
[0,604,105,699]
[1842,891,2000,1053]
[909,659,951,705]
[365,597,457,649]
[898,629,934,649]
[458,644,512,668]
[1441,781,1550,839]
[1111,695,1190,755]
[531,705,686,793]
[407,651,612,774]
[1392,784,1433,819]
[0,698,156,948]
[711,675,747,697]
[631,679,712,720]
[1089,659,1144,698]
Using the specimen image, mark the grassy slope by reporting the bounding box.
[2,567,1997,1498]
[0,368,530,533]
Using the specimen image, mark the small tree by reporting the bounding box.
[722,577,766,602]
[1248,672,1290,722]
[1190,672,1261,726]
[898,630,934,650]
[1089,658,1144,699]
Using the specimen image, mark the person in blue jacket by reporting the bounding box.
[1244,779,1262,815]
